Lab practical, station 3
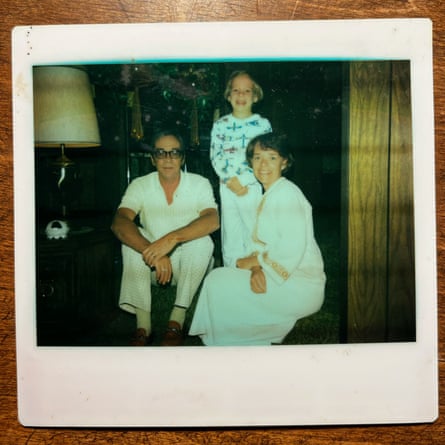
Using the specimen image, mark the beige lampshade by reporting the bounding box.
[33,66,101,148]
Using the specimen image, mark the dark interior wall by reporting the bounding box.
[259,61,343,213]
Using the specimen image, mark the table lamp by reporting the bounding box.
[33,65,101,218]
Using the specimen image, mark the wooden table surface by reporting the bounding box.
[1,1,444,443]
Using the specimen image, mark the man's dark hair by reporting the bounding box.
[151,129,186,152]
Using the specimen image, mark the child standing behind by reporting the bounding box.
[210,70,272,267]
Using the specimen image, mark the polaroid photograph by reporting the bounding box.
[12,19,437,426]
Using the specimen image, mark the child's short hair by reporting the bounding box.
[223,70,264,102]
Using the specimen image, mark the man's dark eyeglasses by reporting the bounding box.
[152,149,184,160]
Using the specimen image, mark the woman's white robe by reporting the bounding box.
[189,177,326,346]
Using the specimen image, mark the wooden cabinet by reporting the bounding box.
[36,222,118,345]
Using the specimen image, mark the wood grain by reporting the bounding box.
[348,61,392,342]
[1,1,444,443]
[347,61,416,342]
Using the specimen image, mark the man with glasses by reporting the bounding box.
[111,130,219,346]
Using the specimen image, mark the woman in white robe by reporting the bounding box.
[189,133,326,346]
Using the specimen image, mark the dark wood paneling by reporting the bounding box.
[346,61,416,342]
[347,61,391,342]
[388,61,416,341]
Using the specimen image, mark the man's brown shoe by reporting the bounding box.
[129,328,153,346]
[160,321,183,346]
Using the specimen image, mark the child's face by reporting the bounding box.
[228,74,257,117]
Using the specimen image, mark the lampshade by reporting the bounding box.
[33,66,101,148]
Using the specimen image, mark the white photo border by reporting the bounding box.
[12,19,437,427]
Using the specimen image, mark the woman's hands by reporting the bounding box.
[250,266,267,293]
[236,254,267,293]
[236,256,256,270]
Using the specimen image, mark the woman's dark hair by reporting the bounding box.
[151,129,185,152]
[246,133,294,172]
